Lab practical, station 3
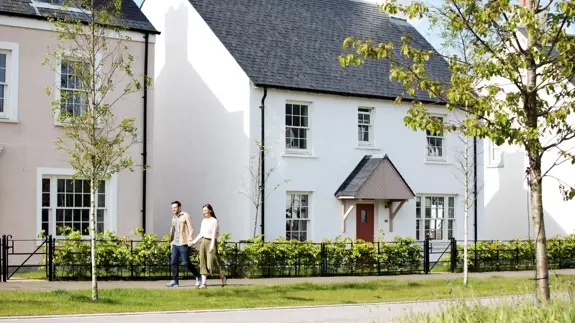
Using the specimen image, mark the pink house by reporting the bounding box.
[0,0,159,240]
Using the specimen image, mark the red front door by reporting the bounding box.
[356,204,375,242]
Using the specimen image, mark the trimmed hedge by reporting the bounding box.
[443,234,575,271]
[40,228,424,279]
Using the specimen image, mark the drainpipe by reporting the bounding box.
[260,87,268,241]
[141,33,150,233]
[473,136,478,243]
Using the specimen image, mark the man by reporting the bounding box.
[166,201,201,287]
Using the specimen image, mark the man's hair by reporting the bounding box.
[171,201,181,207]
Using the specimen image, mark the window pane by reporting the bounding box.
[42,209,49,222]
[98,193,105,207]
[300,105,308,116]
[57,193,64,207]
[97,209,104,222]
[82,209,89,222]
[285,104,292,115]
[42,193,50,207]
[293,104,300,115]
[0,53,6,69]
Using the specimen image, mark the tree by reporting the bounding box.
[339,0,575,302]
[452,110,484,286]
[42,0,149,301]
[238,140,290,238]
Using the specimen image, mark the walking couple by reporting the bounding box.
[166,201,227,288]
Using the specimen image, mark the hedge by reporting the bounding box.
[39,227,424,279]
[441,234,575,272]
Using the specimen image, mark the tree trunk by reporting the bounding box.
[463,135,469,286]
[90,179,98,301]
[529,156,550,302]
[253,207,259,238]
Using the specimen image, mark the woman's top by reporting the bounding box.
[194,217,219,249]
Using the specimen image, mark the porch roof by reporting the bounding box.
[334,154,415,200]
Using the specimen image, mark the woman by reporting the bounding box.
[190,203,227,288]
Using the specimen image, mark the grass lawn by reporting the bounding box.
[0,275,574,317]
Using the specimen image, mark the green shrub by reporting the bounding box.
[40,228,425,279]
[444,234,575,272]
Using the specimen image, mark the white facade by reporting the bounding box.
[480,31,575,240]
[143,0,486,242]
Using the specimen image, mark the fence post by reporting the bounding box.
[320,242,326,276]
[0,235,4,282]
[450,237,457,273]
[377,241,381,276]
[1,235,7,282]
[130,241,134,279]
[424,237,430,274]
[234,242,239,278]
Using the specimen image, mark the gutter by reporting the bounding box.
[141,33,150,233]
[0,11,161,35]
[260,87,268,241]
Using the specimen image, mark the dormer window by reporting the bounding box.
[32,0,88,13]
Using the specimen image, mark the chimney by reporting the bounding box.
[520,0,525,6]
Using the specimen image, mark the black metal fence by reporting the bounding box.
[2,235,575,282]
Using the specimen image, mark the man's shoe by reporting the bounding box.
[166,280,179,287]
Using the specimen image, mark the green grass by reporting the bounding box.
[1,275,574,317]
[399,296,575,322]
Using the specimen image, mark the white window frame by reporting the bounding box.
[357,107,374,147]
[53,52,102,126]
[0,42,19,122]
[285,101,311,154]
[36,167,118,239]
[486,138,504,167]
[425,116,447,162]
[285,191,311,241]
[415,195,456,241]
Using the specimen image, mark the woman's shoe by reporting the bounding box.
[199,284,207,289]
[221,275,227,287]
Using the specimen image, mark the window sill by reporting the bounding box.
[282,153,318,159]
[355,145,381,151]
[424,159,451,165]
[0,118,19,124]
[486,163,504,168]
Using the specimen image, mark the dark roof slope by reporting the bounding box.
[0,0,158,34]
[334,154,415,198]
[188,0,450,103]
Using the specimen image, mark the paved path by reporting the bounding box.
[0,294,561,323]
[1,269,574,291]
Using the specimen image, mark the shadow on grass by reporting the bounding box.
[49,290,118,304]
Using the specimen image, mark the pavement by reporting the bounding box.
[0,294,568,323]
[0,268,574,291]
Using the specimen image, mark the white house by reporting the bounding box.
[142,0,486,243]
[482,27,575,240]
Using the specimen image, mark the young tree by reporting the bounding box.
[238,140,290,238]
[452,111,484,286]
[42,0,148,301]
[339,0,575,302]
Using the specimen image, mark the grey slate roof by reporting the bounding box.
[334,154,415,198]
[188,0,450,103]
[0,0,158,34]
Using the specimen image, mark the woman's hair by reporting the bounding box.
[203,203,217,219]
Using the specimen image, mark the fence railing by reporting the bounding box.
[2,235,575,282]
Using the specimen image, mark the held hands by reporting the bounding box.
[209,245,214,253]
